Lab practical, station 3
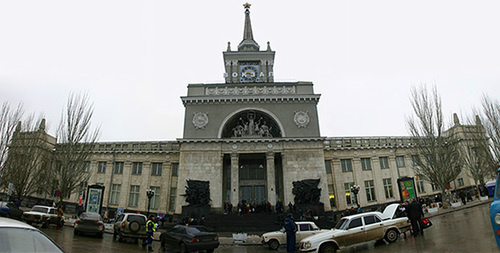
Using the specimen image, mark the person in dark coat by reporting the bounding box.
[407,198,424,236]
[284,213,296,253]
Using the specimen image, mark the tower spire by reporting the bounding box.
[238,3,260,51]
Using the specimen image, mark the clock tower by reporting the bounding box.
[178,3,329,216]
[223,3,275,83]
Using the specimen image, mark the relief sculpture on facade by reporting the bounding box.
[183,179,211,206]
[232,111,272,138]
[292,179,322,204]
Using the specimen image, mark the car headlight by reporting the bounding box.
[302,241,312,249]
[495,214,500,225]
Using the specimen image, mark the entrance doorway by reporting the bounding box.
[239,185,266,204]
[239,153,267,204]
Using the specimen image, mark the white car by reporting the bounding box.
[299,204,410,253]
[0,217,65,252]
[21,205,61,228]
[262,221,328,250]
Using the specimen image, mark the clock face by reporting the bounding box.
[240,65,259,82]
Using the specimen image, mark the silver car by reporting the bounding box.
[0,217,65,252]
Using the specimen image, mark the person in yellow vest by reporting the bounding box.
[142,215,156,251]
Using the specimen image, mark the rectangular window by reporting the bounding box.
[169,188,177,212]
[84,161,90,172]
[431,183,438,191]
[344,182,354,205]
[361,158,372,170]
[416,176,425,193]
[383,178,394,199]
[328,184,335,208]
[396,156,406,168]
[341,159,353,172]
[458,178,465,186]
[411,155,420,166]
[150,186,160,209]
[172,163,179,177]
[110,184,121,205]
[379,157,389,169]
[98,162,106,174]
[128,185,140,207]
[365,180,376,201]
[114,162,124,174]
[152,163,163,176]
[325,160,332,174]
[132,162,143,175]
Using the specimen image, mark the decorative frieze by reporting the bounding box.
[205,85,295,96]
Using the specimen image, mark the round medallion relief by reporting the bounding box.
[192,112,209,129]
[294,111,310,128]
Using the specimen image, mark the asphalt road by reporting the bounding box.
[41,203,498,253]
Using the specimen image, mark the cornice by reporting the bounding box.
[181,94,321,105]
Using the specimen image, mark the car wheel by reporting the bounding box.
[384,229,399,243]
[206,250,214,253]
[113,230,117,240]
[74,229,78,236]
[97,232,103,238]
[129,221,141,233]
[179,242,188,253]
[319,243,338,253]
[268,239,280,250]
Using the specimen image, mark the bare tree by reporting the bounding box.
[54,93,100,202]
[0,102,23,186]
[481,95,500,170]
[2,116,53,200]
[407,85,462,207]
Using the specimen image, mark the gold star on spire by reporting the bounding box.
[243,2,251,9]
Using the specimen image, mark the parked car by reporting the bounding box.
[0,217,65,252]
[74,212,105,238]
[21,205,61,228]
[262,221,328,250]
[299,203,410,253]
[113,213,147,242]
[0,201,24,220]
[160,225,219,253]
[490,168,500,250]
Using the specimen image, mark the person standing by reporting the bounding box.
[407,198,424,236]
[56,204,64,230]
[142,215,156,252]
[284,213,296,253]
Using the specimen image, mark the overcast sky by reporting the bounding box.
[1,1,499,142]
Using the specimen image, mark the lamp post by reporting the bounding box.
[146,188,155,217]
[350,185,360,206]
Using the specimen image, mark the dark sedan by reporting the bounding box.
[0,201,23,220]
[160,225,219,253]
[74,212,104,238]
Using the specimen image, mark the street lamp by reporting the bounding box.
[350,185,360,206]
[146,188,155,217]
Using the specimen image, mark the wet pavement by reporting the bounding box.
[41,199,498,252]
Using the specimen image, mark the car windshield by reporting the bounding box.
[334,218,348,230]
[80,213,101,220]
[32,207,49,213]
[186,227,206,234]
[0,227,64,253]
